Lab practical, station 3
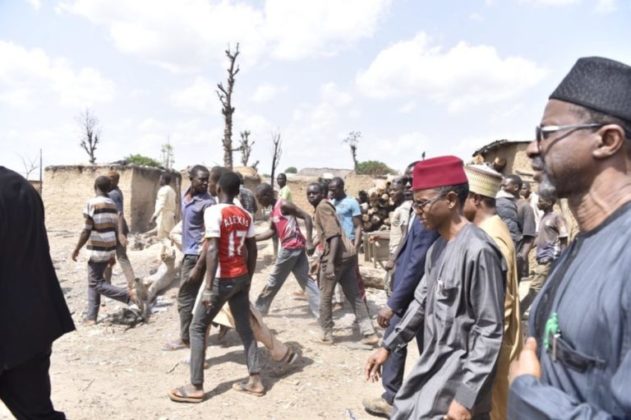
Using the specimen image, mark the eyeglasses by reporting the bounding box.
[412,194,444,211]
[535,123,604,153]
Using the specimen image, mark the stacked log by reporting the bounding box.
[358,187,396,232]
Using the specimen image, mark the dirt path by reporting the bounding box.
[1,226,417,420]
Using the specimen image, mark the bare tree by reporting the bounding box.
[161,139,175,169]
[77,109,100,164]
[19,153,39,179]
[238,130,255,167]
[216,43,240,169]
[270,132,282,188]
[343,130,361,170]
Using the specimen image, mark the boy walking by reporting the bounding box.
[169,172,262,402]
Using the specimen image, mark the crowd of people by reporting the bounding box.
[2,55,631,420]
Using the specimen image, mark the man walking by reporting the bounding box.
[253,183,320,318]
[509,56,631,419]
[277,173,292,202]
[168,172,262,402]
[365,156,505,419]
[520,196,568,316]
[362,175,439,417]
[104,170,136,288]
[497,174,536,280]
[463,164,523,420]
[163,165,215,351]
[307,183,379,345]
[72,176,139,323]
[150,172,177,240]
[0,167,75,419]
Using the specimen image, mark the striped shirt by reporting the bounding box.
[83,196,118,262]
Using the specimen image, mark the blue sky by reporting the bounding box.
[1,0,629,178]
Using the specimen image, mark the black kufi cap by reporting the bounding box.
[550,56,631,122]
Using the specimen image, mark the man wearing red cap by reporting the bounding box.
[365,156,505,419]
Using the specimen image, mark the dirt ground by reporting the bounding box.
[1,224,414,420]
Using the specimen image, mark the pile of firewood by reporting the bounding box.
[358,188,396,232]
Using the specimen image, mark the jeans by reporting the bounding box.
[318,256,375,336]
[381,314,423,404]
[189,275,259,386]
[104,241,136,288]
[254,248,320,318]
[177,255,204,343]
[87,260,130,321]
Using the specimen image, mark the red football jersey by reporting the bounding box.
[204,203,256,279]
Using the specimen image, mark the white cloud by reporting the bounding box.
[264,0,392,60]
[25,0,42,10]
[356,32,546,112]
[398,101,416,114]
[170,77,221,114]
[58,0,392,72]
[0,40,115,108]
[469,12,485,21]
[251,83,285,103]
[595,0,617,13]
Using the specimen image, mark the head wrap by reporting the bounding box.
[550,56,631,122]
[464,164,503,198]
[412,156,467,191]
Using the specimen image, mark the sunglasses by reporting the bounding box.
[535,123,604,153]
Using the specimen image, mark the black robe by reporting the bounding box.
[0,167,75,371]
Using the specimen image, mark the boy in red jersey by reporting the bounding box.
[169,172,262,403]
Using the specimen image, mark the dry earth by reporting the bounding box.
[1,223,416,420]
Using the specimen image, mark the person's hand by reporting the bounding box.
[377,306,394,328]
[71,249,79,262]
[118,234,128,248]
[384,259,394,271]
[364,348,389,382]
[444,400,472,420]
[109,256,117,266]
[325,264,335,280]
[309,260,320,276]
[306,241,315,257]
[201,288,214,308]
[509,337,541,384]
[368,236,376,243]
[187,266,203,285]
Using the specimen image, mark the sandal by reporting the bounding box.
[280,349,299,365]
[168,386,203,403]
[232,381,266,397]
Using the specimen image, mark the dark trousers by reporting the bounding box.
[189,275,259,386]
[319,257,374,336]
[177,255,203,343]
[0,350,65,420]
[87,260,130,321]
[381,314,423,404]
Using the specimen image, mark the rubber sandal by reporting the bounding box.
[168,386,203,403]
[232,381,266,397]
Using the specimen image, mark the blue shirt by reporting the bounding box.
[181,191,215,255]
[332,196,362,240]
[108,187,124,213]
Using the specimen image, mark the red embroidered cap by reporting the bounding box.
[412,156,468,191]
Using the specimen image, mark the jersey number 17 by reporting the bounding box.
[228,230,247,257]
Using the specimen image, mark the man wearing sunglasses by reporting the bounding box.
[365,156,505,420]
[509,57,631,418]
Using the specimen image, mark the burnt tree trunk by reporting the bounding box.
[216,44,240,170]
[270,132,282,190]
